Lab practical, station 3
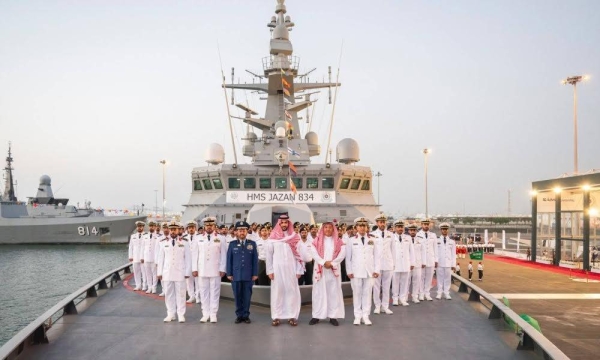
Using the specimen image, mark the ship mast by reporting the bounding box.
[2,142,17,202]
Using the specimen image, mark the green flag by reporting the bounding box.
[470,250,484,260]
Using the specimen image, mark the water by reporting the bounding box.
[0,245,128,347]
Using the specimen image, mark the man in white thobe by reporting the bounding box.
[309,222,346,326]
[435,222,456,300]
[157,221,192,323]
[141,221,159,294]
[128,221,146,291]
[371,213,394,315]
[192,216,227,323]
[346,217,381,326]
[391,220,415,306]
[417,219,438,301]
[266,215,308,326]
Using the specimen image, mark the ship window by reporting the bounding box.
[361,179,370,191]
[235,213,241,219]
[228,178,241,189]
[259,178,272,189]
[307,177,318,189]
[340,210,347,217]
[244,177,256,189]
[99,227,110,234]
[350,179,361,190]
[340,178,350,190]
[291,177,303,189]
[322,177,334,189]
[202,179,213,190]
[194,180,203,191]
[275,177,287,189]
[213,179,224,190]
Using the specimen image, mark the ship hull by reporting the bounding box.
[0,216,145,244]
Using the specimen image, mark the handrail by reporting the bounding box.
[451,273,569,360]
[0,263,132,360]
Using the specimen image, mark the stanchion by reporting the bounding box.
[569,268,572,279]
[586,270,589,283]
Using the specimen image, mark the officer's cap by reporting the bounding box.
[168,220,179,228]
[135,221,145,226]
[394,219,405,227]
[421,218,431,224]
[178,222,184,229]
[219,224,227,230]
[293,221,300,226]
[374,213,388,222]
[161,222,169,228]
[440,222,450,229]
[235,221,250,230]
[186,220,197,228]
[354,217,370,226]
[309,224,317,230]
[148,220,157,226]
[299,226,307,232]
[202,216,217,225]
[407,223,418,230]
[346,225,354,230]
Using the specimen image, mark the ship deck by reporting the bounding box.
[19,276,535,360]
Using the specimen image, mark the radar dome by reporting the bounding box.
[205,143,225,165]
[305,131,318,145]
[39,175,51,185]
[336,138,360,164]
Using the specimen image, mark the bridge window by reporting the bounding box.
[291,177,303,189]
[361,179,370,191]
[307,177,318,189]
[228,178,241,189]
[259,178,272,189]
[322,177,334,189]
[350,179,361,190]
[340,178,350,190]
[275,177,287,189]
[244,177,256,189]
[194,180,203,191]
[340,210,347,217]
[213,179,224,190]
[202,179,213,190]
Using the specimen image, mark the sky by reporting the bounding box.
[1,0,599,217]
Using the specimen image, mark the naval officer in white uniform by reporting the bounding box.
[128,221,146,291]
[391,220,414,306]
[371,213,394,315]
[435,222,456,299]
[417,219,438,301]
[141,221,159,294]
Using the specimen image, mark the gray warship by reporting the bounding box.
[182,0,379,224]
[0,143,145,244]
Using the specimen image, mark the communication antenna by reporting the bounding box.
[218,40,238,166]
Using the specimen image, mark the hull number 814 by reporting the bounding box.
[78,226,99,236]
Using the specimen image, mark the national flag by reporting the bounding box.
[469,251,484,261]
[283,88,291,97]
[290,177,298,194]
[287,147,300,157]
[282,78,291,88]
[281,69,286,76]
[289,161,298,177]
[285,110,292,119]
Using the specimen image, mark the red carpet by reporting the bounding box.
[486,254,600,280]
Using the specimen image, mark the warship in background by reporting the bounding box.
[182,0,380,225]
[0,143,144,244]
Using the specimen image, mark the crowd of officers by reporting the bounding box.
[128,215,460,325]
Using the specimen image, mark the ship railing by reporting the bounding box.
[451,273,568,360]
[262,55,300,72]
[0,263,132,360]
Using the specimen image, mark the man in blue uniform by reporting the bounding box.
[226,221,258,324]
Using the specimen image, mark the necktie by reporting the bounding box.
[412,236,414,244]
[361,236,365,244]
[444,237,447,244]
[138,234,141,239]
[208,234,211,241]
[172,238,175,246]
[424,232,428,239]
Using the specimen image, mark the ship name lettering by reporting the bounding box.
[246,193,266,201]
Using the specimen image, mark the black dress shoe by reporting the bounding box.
[309,318,319,325]
[235,317,242,324]
[244,318,251,324]
[329,319,339,326]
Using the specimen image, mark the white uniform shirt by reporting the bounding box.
[154,233,167,263]
[142,232,159,263]
[436,235,457,268]
[477,263,484,271]
[256,238,268,261]
[410,235,426,267]
[391,233,415,272]
[372,228,394,271]
[191,231,227,277]
[417,230,438,267]
[345,234,382,278]
[298,238,314,262]
[157,236,192,282]
[128,232,145,262]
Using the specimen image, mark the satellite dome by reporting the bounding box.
[244,132,257,145]
[205,143,225,165]
[273,23,289,40]
[336,138,360,164]
[39,175,51,185]
[305,131,318,145]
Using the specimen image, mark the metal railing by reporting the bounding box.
[451,273,569,360]
[0,263,132,360]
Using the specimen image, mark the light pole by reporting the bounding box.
[562,75,589,174]
[422,148,432,218]
[159,160,167,218]
[374,171,383,205]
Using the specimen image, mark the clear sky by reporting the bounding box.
[1,0,599,216]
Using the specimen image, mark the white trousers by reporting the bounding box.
[163,280,187,317]
[143,262,157,290]
[372,270,393,309]
[199,276,221,316]
[186,276,196,299]
[132,262,143,289]
[421,266,435,296]
[350,277,373,318]
[392,272,410,302]
[411,267,422,299]
[436,267,452,296]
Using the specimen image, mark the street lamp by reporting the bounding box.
[422,148,432,218]
[562,75,590,174]
[159,160,167,218]
[374,171,383,205]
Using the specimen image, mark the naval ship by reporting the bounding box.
[182,0,379,224]
[0,143,145,244]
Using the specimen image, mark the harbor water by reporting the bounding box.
[0,245,128,347]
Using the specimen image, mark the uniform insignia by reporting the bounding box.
[164,245,169,247]
[247,244,253,250]
[214,239,220,243]
[178,244,184,247]
[368,240,374,245]
[237,244,241,247]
